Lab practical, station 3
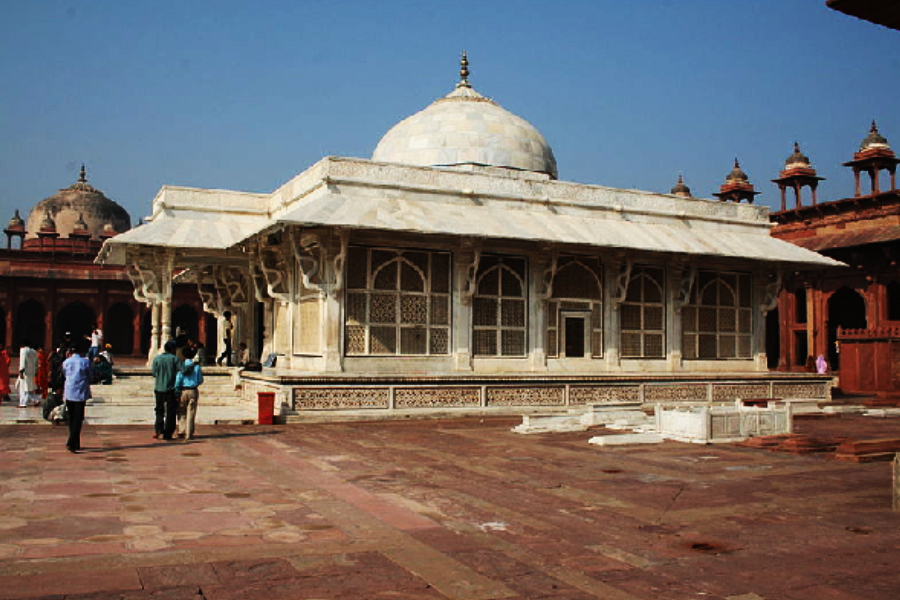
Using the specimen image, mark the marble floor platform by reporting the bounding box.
[1,415,899,599]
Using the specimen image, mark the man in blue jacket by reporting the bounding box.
[174,346,204,441]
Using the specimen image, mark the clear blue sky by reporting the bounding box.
[1,1,898,224]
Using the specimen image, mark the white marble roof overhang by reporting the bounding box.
[97,158,842,270]
[270,167,841,270]
[98,186,270,265]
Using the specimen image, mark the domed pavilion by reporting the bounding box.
[0,167,201,358]
[99,54,839,418]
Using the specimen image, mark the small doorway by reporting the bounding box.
[561,311,591,358]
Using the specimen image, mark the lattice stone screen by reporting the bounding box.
[682,271,753,360]
[344,246,451,355]
[620,266,666,358]
[473,256,528,357]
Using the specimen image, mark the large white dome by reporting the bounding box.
[372,84,558,179]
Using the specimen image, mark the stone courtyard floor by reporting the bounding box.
[1,415,899,600]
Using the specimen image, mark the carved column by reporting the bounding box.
[669,264,696,372]
[453,239,480,371]
[602,254,630,370]
[531,247,556,371]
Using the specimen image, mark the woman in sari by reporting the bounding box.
[0,342,10,404]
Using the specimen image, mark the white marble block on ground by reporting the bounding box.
[589,432,664,446]
[582,403,651,428]
[512,412,587,434]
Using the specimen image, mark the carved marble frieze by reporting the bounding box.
[293,387,389,410]
[394,387,482,408]
[486,386,565,406]
[569,385,640,405]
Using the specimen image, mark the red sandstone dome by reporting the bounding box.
[23,166,131,242]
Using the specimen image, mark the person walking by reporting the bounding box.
[217,311,233,366]
[174,346,204,441]
[151,340,180,441]
[89,325,103,360]
[17,339,38,407]
[62,340,92,453]
[0,342,10,404]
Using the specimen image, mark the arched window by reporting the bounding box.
[171,303,199,342]
[547,258,603,358]
[794,287,807,324]
[620,266,665,358]
[344,247,451,355]
[888,281,900,322]
[683,271,752,360]
[54,301,95,348]
[473,256,527,357]
[106,302,135,356]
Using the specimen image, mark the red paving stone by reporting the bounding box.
[0,415,899,599]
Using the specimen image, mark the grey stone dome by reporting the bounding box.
[25,167,131,240]
[373,84,558,179]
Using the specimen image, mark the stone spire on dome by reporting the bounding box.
[371,53,558,179]
[40,211,57,231]
[670,174,692,197]
[726,158,749,182]
[714,158,759,203]
[457,50,470,89]
[7,209,25,229]
[785,142,812,169]
[860,120,890,151]
[79,164,87,184]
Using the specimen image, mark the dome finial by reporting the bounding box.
[457,50,470,89]
[78,164,87,184]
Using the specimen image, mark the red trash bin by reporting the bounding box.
[257,391,275,425]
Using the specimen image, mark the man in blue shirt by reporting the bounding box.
[62,339,92,453]
[174,346,204,440]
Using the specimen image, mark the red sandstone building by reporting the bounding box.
[769,123,900,395]
[0,167,209,357]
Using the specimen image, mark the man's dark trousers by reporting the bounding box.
[66,400,85,451]
[154,390,177,440]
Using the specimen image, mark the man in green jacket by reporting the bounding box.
[151,340,180,441]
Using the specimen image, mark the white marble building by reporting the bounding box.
[99,56,840,417]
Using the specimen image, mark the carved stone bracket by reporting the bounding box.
[126,251,174,305]
[540,249,559,302]
[215,265,250,309]
[289,227,347,298]
[674,266,697,314]
[461,242,482,306]
[760,270,783,315]
[195,266,222,316]
[253,236,292,303]
[611,259,633,311]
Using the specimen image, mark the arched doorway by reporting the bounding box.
[55,302,96,350]
[828,287,867,370]
[14,299,46,351]
[0,306,6,349]
[171,304,199,343]
[766,308,780,369]
[106,302,135,356]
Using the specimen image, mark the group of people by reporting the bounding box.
[0,338,94,453]
[152,339,205,442]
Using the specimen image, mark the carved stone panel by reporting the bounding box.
[644,384,708,402]
[712,384,770,401]
[772,382,829,399]
[395,387,481,408]
[486,386,565,406]
[570,385,640,405]
[293,387,389,410]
